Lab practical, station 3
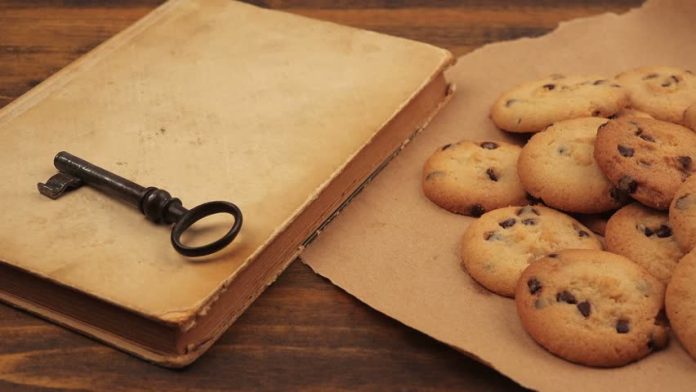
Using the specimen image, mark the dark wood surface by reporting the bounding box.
[0,1,643,390]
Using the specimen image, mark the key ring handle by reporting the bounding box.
[170,201,243,257]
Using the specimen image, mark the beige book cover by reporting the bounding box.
[0,0,452,366]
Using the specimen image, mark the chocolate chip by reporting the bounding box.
[639,133,655,142]
[655,224,672,238]
[425,171,445,181]
[557,145,569,155]
[608,113,618,119]
[516,206,540,216]
[480,141,499,150]
[577,301,591,318]
[640,224,654,237]
[593,79,607,85]
[671,75,680,83]
[441,143,452,151]
[616,319,630,334]
[678,156,692,172]
[527,278,542,294]
[618,176,638,193]
[610,187,629,203]
[643,73,659,80]
[634,127,655,142]
[526,193,544,205]
[633,125,643,135]
[470,204,486,217]
[578,230,590,238]
[661,79,672,87]
[646,335,667,351]
[547,253,559,258]
[484,231,498,240]
[676,194,691,210]
[591,109,602,117]
[522,218,538,226]
[505,99,518,107]
[543,83,556,90]
[499,218,516,229]
[618,145,634,157]
[486,168,498,182]
[556,290,577,304]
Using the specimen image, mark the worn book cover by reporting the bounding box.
[0,0,453,366]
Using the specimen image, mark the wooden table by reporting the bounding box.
[0,1,643,390]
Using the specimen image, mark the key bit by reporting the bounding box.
[38,172,83,200]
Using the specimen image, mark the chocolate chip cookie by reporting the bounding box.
[605,203,683,284]
[516,249,669,367]
[666,249,696,361]
[460,206,602,297]
[616,66,696,123]
[518,117,622,213]
[422,140,527,216]
[490,74,628,133]
[594,117,696,209]
[669,174,696,252]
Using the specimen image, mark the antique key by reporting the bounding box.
[37,151,243,257]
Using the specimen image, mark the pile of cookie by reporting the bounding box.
[422,66,696,367]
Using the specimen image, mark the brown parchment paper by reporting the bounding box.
[302,0,696,390]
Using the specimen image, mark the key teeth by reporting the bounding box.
[37,182,61,199]
[37,172,83,199]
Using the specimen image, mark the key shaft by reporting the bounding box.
[55,152,146,209]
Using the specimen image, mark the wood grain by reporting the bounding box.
[0,0,643,390]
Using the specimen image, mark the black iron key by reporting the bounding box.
[37,151,243,257]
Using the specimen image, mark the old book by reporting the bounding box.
[0,0,452,366]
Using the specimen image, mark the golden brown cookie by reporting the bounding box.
[605,203,683,284]
[616,66,696,123]
[490,74,628,133]
[666,250,696,362]
[594,117,696,209]
[460,206,602,297]
[516,249,669,367]
[422,140,527,216]
[518,117,622,213]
